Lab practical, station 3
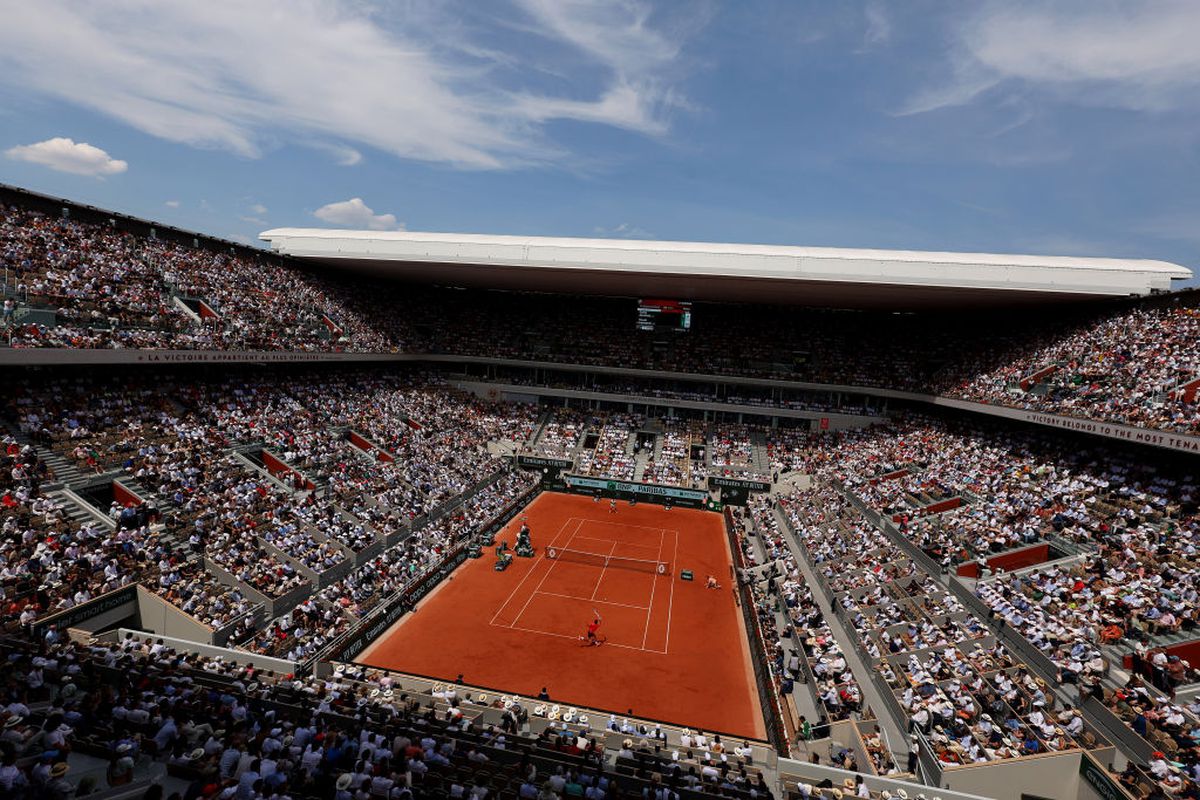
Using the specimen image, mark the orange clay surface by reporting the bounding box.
[357,491,766,739]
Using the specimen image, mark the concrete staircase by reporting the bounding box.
[40,448,85,485]
[772,505,911,763]
[45,487,116,530]
[633,448,654,483]
[2,423,84,485]
[528,410,552,450]
[750,431,771,477]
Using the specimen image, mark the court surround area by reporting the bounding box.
[358,492,767,739]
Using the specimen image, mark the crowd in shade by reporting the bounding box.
[0,633,779,799]
[3,199,1199,435]
[493,376,881,421]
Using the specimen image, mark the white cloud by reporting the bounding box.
[164,200,180,208]
[863,2,891,46]
[593,222,654,239]
[313,198,403,231]
[249,203,268,215]
[5,136,127,176]
[513,82,675,135]
[515,0,686,78]
[905,1,1200,114]
[0,1,704,169]
[512,0,704,134]
[330,145,363,166]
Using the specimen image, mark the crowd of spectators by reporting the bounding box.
[1102,673,1200,797]
[5,195,1199,437]
[742,497,865,729]
[814,417,1198,671]
[778,483,1098,767]
[778,414,1200,795]
[1,203,391,352]
[486,374,879,421]
[1,368,537,650]
[529,411,779,489]
[532,411,588,460]
[953,303,1200,433]
[643,421,702,488]
[575,416,639,482]
[0,631,780,799]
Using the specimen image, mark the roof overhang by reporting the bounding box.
[259,228,1192,310]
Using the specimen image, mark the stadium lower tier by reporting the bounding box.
[3,361,1199,800]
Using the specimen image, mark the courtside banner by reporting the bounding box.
[708,476,771,492]
[330,549,469,663]
[31,585,138,636]
[516,455,574,470]
[562,474,707,503]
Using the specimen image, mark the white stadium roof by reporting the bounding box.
[259,228,1192,309]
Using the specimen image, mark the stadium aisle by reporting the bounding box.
[773,503,912,764]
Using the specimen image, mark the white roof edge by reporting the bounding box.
[260,227,1192,277]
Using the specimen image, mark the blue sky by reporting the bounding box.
[0,0,1197,284]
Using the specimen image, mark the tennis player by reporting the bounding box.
[583,610,604,646]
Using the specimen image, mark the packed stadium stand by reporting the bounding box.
[1,183,1198,800]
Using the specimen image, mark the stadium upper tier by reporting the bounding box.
[259,227,1191,308]
[2,188,1199,438]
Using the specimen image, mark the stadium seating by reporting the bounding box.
[4,196,1198,436]
[5,190,1200,798]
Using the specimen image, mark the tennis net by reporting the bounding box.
[545,546,670,575]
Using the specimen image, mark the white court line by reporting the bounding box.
[535,591,649,611]
[663,528,679,655]
[570,530,663,551]
[496,621,665,654]
[641,527,667,649]
[509,518,584,629]
[489,516,577,626]
[571,533,631,545]
[581,518,683,534]
[589,540,620,602]
[570,537,660,562]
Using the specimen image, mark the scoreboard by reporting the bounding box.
[636,299,692,332]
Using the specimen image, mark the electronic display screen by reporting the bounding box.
[637,299,691,332]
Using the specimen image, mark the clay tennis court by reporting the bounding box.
[357,491,767,739]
